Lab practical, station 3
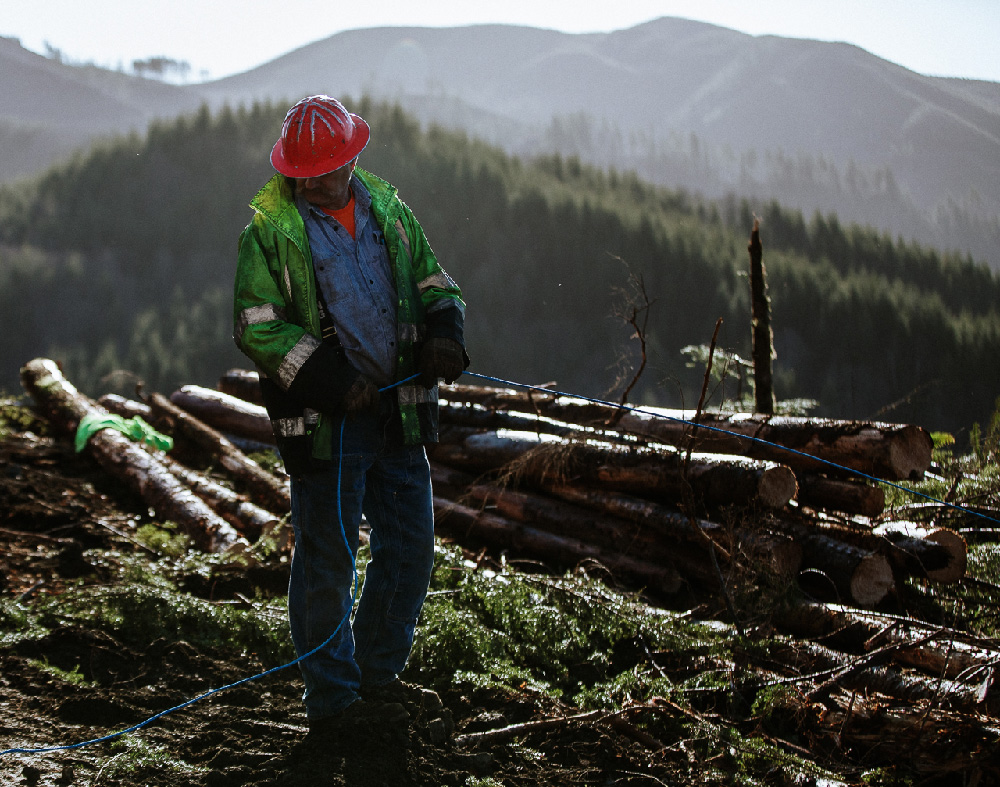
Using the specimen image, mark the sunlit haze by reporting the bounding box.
[3,0,998,83]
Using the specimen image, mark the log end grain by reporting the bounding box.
[887,425,934,481]
[758,465,798,509]
[851,553,895,607]
[924,528,967,583]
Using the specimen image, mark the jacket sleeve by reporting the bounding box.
[395,202,467,344]
[233,217,359,414]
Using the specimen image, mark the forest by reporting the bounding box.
[1,98,999,439]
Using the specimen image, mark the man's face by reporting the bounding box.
[295,159,356,210]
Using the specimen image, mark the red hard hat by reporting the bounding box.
[270,95,370,178]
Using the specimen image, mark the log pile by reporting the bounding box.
[22,361,964,610]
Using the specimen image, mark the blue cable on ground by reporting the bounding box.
[2,369,996,756]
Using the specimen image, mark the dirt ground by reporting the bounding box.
[0,419,690,787]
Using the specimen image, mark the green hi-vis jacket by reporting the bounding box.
[233,170,466,474]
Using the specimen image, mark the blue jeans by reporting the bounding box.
[287,399,435,720]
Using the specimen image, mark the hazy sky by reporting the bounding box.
[3,0,998,83]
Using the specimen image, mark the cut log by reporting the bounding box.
[540,483,801,579]
[160,454,284,542]
[432,496,683,595]
[795,473,886,518]
[430,465,719,586]
[98,393,153,420]
[20,359,246,553]
[441,384,932,481]
[428,430,797,510]
[170,384,275,445]
[218,368,264,405]
[788,526,895,606]
[873,521,967,583]
[148,392,290,515]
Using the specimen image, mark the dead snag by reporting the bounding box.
[748,217,775,415]
[20,358,245,553]
[148,392,290,515]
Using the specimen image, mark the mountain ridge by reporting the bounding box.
[2,18,999,267]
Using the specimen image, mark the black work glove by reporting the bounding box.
[342,374,380,413]
[418,338,465,388]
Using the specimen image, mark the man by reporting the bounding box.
[233,95,467,734]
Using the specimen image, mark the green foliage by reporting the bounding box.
[0,396,40,439]
[99,736,203,781]
[409,545,728,706]
[26,657,91,686]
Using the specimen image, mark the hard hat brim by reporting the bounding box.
[270,113,371,178]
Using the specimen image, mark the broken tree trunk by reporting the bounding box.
[432,496,683,595]
[170,384,275,445]
[20,359,246,553]
[429,430,797,510]
[148,392,290,515]
[779,602,1000,686]
[749,217,775,415]
[441,384,932,481]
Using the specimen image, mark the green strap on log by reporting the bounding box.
[74,413,173,453]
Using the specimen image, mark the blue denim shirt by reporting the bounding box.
[297,177,398,386]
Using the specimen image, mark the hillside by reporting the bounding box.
[2,19,999,269]
[1,100,998,439]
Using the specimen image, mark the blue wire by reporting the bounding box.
[3,369,995,756]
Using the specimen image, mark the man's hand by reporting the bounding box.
[343,374,380,413]
[418,338,465,388]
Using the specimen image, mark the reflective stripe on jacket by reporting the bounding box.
[233,169,465,471]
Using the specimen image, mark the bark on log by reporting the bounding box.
[148,392,290,515]
[20,359,246,553]
[872,521,967,583]
[795,473,885,518]
[170,384,275,445]
[160,454,284,542]
[441,384,932,481]
[430,464,720,587]
[98,393,153,420]
[541,483,802,578]
[218,368,264,405]
[432,496,683,595]
[787,526,895,606]
[429,430,797,510]
[764,639,993,714]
